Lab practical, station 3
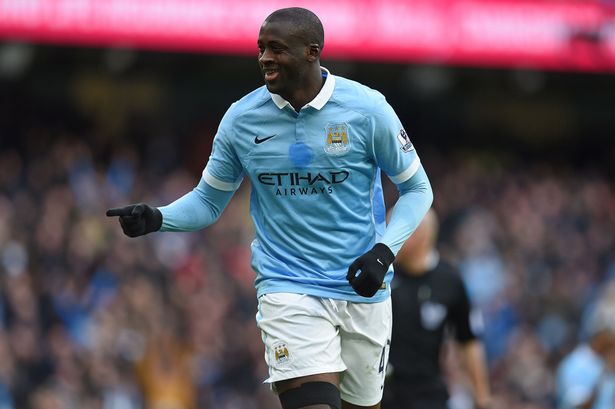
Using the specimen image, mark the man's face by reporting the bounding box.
[257,20,310,97]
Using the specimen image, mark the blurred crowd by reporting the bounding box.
[0,120,613,409]
[423,152,615,408]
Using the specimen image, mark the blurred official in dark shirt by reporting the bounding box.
[383,209,491,409]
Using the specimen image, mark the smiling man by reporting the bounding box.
[107,7,433,409]
[257,9,325,111]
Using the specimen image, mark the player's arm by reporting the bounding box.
[107,105,242,237]
[347,168,432,297]
[379,166,433,255]
[371,97,433,255]
[347,98,433,297]
[158,178,235,231]
[458,340,491,409]
[105,178,236,236]
[450,274,491,409]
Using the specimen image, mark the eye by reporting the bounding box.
[271,46,283,53]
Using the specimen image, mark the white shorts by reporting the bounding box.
[256,293,392,407]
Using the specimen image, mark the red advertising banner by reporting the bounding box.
[1,0,614,72]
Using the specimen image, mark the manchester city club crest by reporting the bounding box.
[272,341,291,366]
[324,122,351,155]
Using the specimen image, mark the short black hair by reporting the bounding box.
[265,7,325,49]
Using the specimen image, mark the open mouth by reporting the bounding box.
[263,68,279,82]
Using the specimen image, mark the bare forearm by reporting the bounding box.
[459,340,491,408]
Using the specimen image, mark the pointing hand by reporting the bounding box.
[106,203,162,237]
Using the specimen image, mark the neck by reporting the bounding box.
[288,65,324,111]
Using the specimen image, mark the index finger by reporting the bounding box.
[106,207,132,217]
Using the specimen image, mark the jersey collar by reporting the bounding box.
[270,67,335,111]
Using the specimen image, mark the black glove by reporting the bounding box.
[347,243,395,297]
[106,203,162,237]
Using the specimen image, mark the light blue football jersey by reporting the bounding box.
[556,344,615,409]
[200,68,424,302]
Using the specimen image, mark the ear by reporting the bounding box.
[306,43,320,62]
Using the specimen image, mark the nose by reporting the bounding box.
[259,48,274,65]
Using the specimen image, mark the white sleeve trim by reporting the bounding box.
[389,157,421,184]
[202,168,241,191]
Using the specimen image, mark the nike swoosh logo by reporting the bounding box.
[377,258,384,266]
[254,134,277,144]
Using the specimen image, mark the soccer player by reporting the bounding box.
[107,7,433,409]
[383,209,491,409]
[556,285,615,409]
